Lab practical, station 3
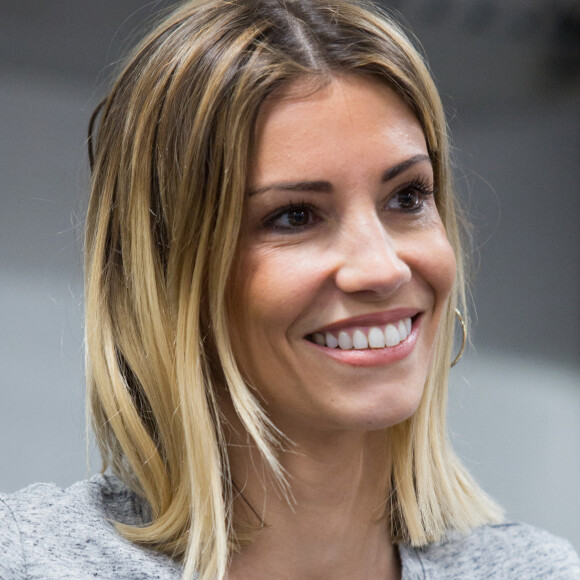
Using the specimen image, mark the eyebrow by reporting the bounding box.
[381,153,432,182]
[247,153,432,197]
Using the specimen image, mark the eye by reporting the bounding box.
[386,177,435,213]
[396,190,422,210]
[263,202,319,231]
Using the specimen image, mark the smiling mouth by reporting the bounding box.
[306,316,416,350]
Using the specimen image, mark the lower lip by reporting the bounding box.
[305,316,421,367]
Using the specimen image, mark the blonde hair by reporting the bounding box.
[85,0,502,577]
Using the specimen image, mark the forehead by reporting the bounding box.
[250,75,428,184]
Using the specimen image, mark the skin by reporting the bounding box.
[225,75,456,579]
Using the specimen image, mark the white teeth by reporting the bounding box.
[397,320,408,341]
[338,331,353,350]
[368,327,386,348]
[311,316,413,350]
[384,324,400,347]
[352,330,368,349]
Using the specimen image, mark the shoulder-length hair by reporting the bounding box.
[85,0,502,577]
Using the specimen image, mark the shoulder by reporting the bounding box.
[399,523,580,579]
[1,474,147,527]
[0,475,181,579]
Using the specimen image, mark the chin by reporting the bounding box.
[347,394,423,432]
[288,383,426,436]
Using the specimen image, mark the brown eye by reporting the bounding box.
[264,203,320,231]
[397,190,421,210]
[286,208,310,227]
[386,178,435,213]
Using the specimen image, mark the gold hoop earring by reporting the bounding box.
[451,308,466,367]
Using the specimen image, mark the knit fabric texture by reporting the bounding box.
[1,475,579,579]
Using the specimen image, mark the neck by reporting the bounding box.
[226,425,400,580]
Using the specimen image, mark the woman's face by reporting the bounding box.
[229,75,456,438]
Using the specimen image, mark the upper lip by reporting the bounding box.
[308,308,421,335]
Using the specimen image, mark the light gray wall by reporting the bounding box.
[1,0,579,551]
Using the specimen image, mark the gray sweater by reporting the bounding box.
[1,474,579,579]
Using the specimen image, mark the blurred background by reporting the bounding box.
[1,0,579,550]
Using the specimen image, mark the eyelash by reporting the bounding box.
[261,177,436,232]
[389,177,436,212]
[263,200,318,231]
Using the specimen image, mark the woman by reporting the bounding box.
[1,0,578,578]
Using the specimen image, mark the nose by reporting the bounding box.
[333,214,411,298]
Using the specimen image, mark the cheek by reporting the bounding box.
[228,246,323,397]
[240,243,323,306]
[431,233,457,299]
[229,244,323,352]
[407,226,456,303]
